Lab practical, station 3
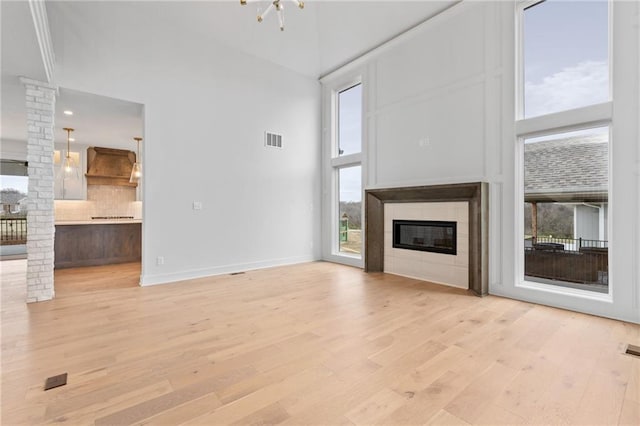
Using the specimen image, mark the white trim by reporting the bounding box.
[514,0,543,121]
[140,255,318,286]
[606,125,614,299]
[28,0,55,84]
[322,73,365,268]
[323,253,362,269]
[517,279,612,303]
[514,133,525,288]
[636,0,640,315]
[331,153,362,168]
[515,102,613,137]
[365,175,488,192]
[488,284,636,324]
[319,1,463,82]
[373,72,489,117]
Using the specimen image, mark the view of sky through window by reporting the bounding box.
[1,176,28,193]
[339,166,362,203]
[338,84,362,156]
[524,0,608,118]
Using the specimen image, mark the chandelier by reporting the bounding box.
[240,0,305,31]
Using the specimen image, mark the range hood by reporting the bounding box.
[85,147,137,187]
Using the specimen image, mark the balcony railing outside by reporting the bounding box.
[525,236,607,251]
[525,237,608,287]
[1,217,27,245]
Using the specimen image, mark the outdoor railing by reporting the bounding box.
[525,236,608,286]
[525,236,607,252]
[1,217,27,245]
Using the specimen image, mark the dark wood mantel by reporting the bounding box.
[365,182,489,296]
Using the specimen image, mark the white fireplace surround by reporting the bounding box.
[384,202,469,289]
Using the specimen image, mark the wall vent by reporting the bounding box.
[625,344,640,357]
[265,132,283,148]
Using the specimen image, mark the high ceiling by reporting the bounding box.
[120,0,459,78]
[1,1,457,147]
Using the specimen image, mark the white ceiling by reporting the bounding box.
[56,88,144,151]
[131,0,458,78]
[1,1,457,148]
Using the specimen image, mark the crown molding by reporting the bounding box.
[28,0,56,84]
[319,0,463,83]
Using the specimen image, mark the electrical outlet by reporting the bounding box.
[156,256,164,265]
[193,201,203,210]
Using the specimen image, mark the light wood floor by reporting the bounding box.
[54,262,141,296]
[1,260,639,425]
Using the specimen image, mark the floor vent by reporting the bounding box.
[44,373,67,390]
[265,132,282,148]
[625,344,640,357]
[230,272,245,276]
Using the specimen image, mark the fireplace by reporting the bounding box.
[365,182,489,296]
[393,220,457,255]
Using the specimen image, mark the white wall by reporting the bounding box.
[46,2,322,285]
[322,1,639,323]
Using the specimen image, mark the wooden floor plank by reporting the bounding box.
[344,388,407,425]
[0,259,638,425]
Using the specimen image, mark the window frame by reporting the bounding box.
[323,74,366,267]
[514,0,614,301]
[515,0,613,122]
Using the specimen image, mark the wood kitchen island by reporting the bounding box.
[54,221,141,269]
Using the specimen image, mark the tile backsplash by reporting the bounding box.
[55,185,142,221]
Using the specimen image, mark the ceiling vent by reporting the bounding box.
[265,132,282,148]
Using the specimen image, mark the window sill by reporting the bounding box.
[517,278,613,303]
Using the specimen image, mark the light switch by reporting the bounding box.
[193,201,203,210]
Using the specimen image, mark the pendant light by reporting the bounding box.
[61,128,79,179]
[130,137,142,183]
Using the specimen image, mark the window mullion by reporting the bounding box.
[331,153,362,168]
[515,102,613,137]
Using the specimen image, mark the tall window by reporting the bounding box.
[333,83,363,257]
[338,84,362,156]
[518,0,611,294]
[522,0,609,118]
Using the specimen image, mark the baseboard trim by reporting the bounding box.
[140,255,319,287]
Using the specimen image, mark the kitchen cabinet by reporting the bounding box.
[54,144,87,200]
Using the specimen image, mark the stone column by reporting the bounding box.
[20,77,57,303]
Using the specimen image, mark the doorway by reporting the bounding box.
[52,88,145,295]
